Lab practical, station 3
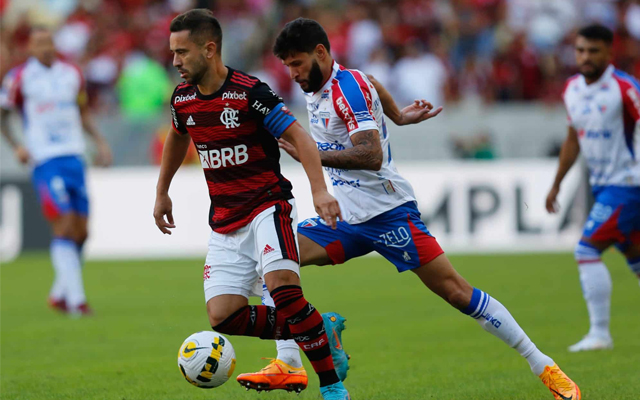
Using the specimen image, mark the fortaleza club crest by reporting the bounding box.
[220,106,240,129]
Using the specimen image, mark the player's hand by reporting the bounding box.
[14,145,30,165]
[398,100,443,125]
[278,138,300,162]
[545,186,560,213]
[154,193,176,234]
[312,190,342,230]
[95,141,113,167]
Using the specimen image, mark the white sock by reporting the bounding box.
[262,282,302,368]
[49,239,66,300]
[463,288,554,376]
[575,241,611,338]
[51,237,86,311]
[578,263,612,338]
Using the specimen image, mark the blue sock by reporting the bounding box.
[460,287,489,318]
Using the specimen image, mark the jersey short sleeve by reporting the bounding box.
[619,75,640,124]
[169,86,188,135]
[0,67,24,111]
[332,70,379,136]
[248,82,297,138]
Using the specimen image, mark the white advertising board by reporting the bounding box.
[84,160,585,260]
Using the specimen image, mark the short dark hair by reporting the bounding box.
[273,18,331,59]
[577,24,613,44]
[170,9,222,52]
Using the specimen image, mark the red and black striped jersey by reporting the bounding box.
[170,68,298,233]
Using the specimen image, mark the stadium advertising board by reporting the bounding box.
[82,161,584,259]
[0,161,585,261]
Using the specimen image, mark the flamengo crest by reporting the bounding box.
[220,107,240,129]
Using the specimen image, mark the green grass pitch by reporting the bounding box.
[2,252,639,399]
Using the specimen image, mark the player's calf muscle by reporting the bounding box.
[206,295,248,327]
[264,269,300,291]
[413,256,474,309]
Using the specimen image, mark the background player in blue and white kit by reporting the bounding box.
[0,27,112,316]
[239,18,580,400]
[546,24,640,352]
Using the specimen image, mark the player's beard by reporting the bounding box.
[579,62,606,81]
[184,55,208,85]
[302,59,325,93]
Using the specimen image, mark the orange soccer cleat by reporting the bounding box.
[237,358,308,393]
[539,363,581,400]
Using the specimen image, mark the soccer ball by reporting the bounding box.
[177,331,236,388]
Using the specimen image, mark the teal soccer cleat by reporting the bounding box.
[322,312,350,381]
[320,381,350,400]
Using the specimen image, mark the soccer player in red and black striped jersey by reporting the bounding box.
[152,9,349,399]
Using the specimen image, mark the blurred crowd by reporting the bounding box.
[2,0,640,115]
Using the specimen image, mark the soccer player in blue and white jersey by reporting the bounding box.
[237,18,580,400]
[546,24,640,352]
[0,27,112,316]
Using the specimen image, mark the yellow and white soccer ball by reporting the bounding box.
[177,331,236,388]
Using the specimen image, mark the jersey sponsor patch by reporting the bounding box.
[175,93,196,104]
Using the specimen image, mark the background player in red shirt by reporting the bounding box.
[152,9,349,400]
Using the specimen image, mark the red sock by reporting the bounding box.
[271,285,339,387]
[212,305,290,339]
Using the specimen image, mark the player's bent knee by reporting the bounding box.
[263,260,301,292]
[574,241,602,264]
[51,214,76,238]
[75,230,88,245]
[206,294,249,329]
[445,286,473,310]
[208,306,241,330]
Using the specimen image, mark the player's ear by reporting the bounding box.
[205,41,217,59]
[315,44,327,61]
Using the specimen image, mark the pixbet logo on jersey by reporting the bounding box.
[222,91,247,101]
[174,93,196,104]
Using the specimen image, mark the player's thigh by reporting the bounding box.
[298,233,332,267]
[66,157,90,229]
[366,202,444,272]
[253,199,300,269]
[32,158,74,228]
[69,213,89,243]
[203,230,260,326]
[206,295,249,328]
[580,187,638,252]
[297,216,370,266]
[251,200,303,290]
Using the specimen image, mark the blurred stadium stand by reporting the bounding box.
[1,0,639,172]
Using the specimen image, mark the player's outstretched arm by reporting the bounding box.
[79,95,112,167]
[323,129,383,171]
[154,127,191,234]
[546,126,580,213]
[0,108,30,164]
[367,74,442,126]
[281,123,342,229]
[279,129,383,171]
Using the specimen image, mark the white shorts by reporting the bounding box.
[203,199,300,302]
